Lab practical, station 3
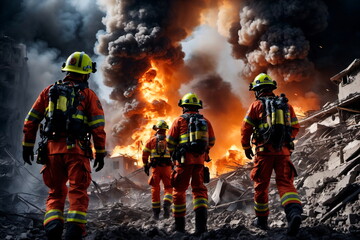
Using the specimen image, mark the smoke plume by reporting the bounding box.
[96,0,216,146]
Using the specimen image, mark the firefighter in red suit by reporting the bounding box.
[241,73,302,236]
[22,52,106,240]
[142,120,173,220]
[167,93,215,236]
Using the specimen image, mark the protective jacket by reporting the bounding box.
[142,133,173,210]
[167,111,215,218]
[166,111,215,165]
[22,75,106,230]
[23,76,106,155]
[241,92,301,217]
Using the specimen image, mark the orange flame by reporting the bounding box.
[111,62,175,165]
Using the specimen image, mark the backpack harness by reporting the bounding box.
[43,80,90,149]
[180,113,209,155]
[252,93,292,151]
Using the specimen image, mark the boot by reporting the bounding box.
[285,203,303,236]
[45,219,63,240]
[252,216,269,230]
[153,208,160,220]
[194,207,207,236]
[64,222,83,240]
[163,201,171,219]
[174,216,185,233]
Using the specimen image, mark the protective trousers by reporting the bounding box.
[148,166,173,209]
[250,155,301,217]
[42,154,91,233]
[172,164,208,217]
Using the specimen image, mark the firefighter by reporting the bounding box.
[142,120,173,220]
[241,73,302,235]
[167,93,215,236]
[22,52,106,240]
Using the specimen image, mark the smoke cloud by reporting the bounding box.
[96,0,217,146]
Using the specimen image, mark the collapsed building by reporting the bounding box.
[0,35,29,190]
[0,59,359,239]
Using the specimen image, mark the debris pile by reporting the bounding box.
[1,98,359,239]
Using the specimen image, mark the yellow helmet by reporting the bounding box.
[61,51,97,74]
[249,73,277,91]
[178,92,203,108]
[152,120,169,130]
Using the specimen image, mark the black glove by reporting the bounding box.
[93,153,105,172]
[245,148,254,160]
[144,163,150,176]
[23,146,34,165]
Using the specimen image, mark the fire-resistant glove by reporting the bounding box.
[144,163,150,176]
[22,146,34,165]
[245,148,254,160]
[93,153,105,172]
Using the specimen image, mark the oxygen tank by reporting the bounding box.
[189,117,196,143]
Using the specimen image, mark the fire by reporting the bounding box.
[110,62,175,165]
[293,106,306,119]
[110,61,250,173]
[212,144,249,176]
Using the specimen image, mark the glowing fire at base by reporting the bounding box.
[110,62,249,175]
[212,145,250,176]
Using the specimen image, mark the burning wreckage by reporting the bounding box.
[1,50,360,239]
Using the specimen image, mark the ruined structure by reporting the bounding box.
[0,35,29,187]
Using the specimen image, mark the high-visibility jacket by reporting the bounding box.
[241,92,299,155]
[142,133,171,165]
[23,75,106,155]
[166,111,215,165]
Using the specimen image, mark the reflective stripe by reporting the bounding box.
[163,194,173,202]
[281,192,301,206]
[243,145,251,150]
[244,116,255,126]
[166,135,178,145]
[22,141,35,147]
[179,134,188,144]
[44,209,64,226]
[143,147,151,153]
[291,117,299,126]
[152,201,161,209]
[95,149,106,153]
[150,149,171,158]
[193,198,208,210]
[254,201,269,212]
[25,108,43,122]
[67,210,87,224]
[172,204,186,213]
[88,118,105,127]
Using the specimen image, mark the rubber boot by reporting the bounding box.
[64,222,83,240]
[194,207,207,236]
[285,203,303,236]
[163,201,171,219]
[174,216,185,233]
[252,216,269,230]
[153,208,160,220]
[45,219,63,240]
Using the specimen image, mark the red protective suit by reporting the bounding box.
[23,75,106,229]
[166,111,215,217]
[241,92,301,217]
[142,133,173,210]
